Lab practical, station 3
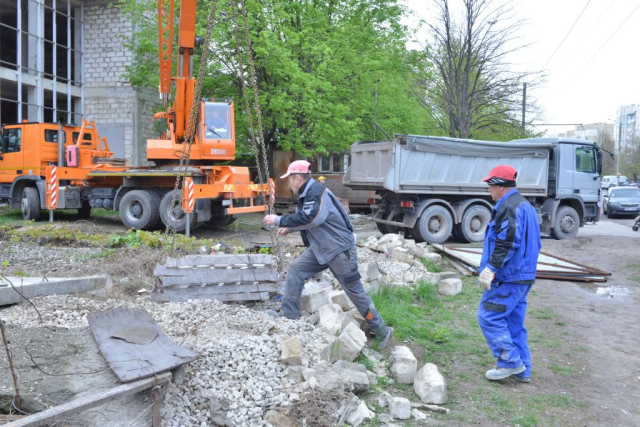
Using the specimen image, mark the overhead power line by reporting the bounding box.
[570,0,617,55]
[542,0,591,69]
[564,2,640,86]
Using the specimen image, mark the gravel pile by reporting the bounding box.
[1,296,333,426]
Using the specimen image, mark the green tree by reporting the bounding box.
[117,0,435,156]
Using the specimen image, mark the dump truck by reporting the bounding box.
[343,134,603,243]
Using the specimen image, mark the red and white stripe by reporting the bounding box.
[270,179,275,200]
[49,166,58,208]
[187,179,195,211]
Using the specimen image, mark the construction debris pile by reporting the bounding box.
[0,233,463,426]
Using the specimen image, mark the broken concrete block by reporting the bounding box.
[338,312,359,333]
[302,367,317,381]
[378,390,392,407]
[378,233,402,244]
[366,235,378,245]
[439,278,462,296]
[318,303,344,335]
[0,275,109,306]
[439,271,459,280]
[331,360,370,393]
[411,409,428,420]
[403,271,418,283]
[285,366,304,382]
[389,396,411,420]
[281,336,303,365]
[385,240,405,254]
[414,363,448,404]
[422,253,442,264]
[390,346,417,384]
[391,247,411,262]
[346,401,374,426]
[338,322,367,361]
[358,261,380,282]
[349,308,366,328]
[300,285,331,313]
[330,289,355,311]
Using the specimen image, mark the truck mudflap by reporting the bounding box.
[226,205,268,215]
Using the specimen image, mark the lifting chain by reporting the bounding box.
[165,0,220,252]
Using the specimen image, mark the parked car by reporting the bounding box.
[624,181,640,188]
[602,186,640,217]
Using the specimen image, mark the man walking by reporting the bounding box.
[264,160,393,349]
[477,165,541,382]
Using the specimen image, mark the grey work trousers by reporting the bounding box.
[281,247,385,334]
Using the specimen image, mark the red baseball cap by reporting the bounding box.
[482,165,518,185]
[280,160,311,179]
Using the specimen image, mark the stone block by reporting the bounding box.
[330,289,355,311]
[378,233,402,244]
[264,410,296,427]
[389,396,411,420]
[391,247,410,262]
[0,275,109,306]
[285,365,304,382]
[349,308,366,328]
[414,363,447,404]
[346,401,374,426]
[422,253,442,264]
[300,285,331,313]
[439,272,459,280]
[439,278,462,296]
[363,279,379,294]
[338,312,359,333]
[281,336,303,365]
[337,322,367,361]
[389,346,418,384]
[318,303,344,335]
[358,261,380,282]
[420,272,441,285]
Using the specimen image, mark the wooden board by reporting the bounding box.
[163,254,275,268]
[156,268,278,287]
[151,290,271,302]
[88,308,197,383]
[7,373,171,427]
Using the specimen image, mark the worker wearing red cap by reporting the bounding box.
[477,165,541,383]
[264,160,393,348]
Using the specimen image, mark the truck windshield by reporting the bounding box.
[575,147,596,173]
[204,102,231,139]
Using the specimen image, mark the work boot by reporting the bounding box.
[373,326,394,350]
[485,365,526,381]
[513,375,531,383]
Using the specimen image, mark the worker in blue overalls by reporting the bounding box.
[477,165,541,382]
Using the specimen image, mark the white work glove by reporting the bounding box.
[478,267,496,291]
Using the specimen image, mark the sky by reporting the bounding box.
[403,0,640,136]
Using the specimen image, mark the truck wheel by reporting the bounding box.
[550,206,580,240]
[207,215,237,228]
[119,190,160,230]
[458,205,491,243]
[375,222,400,236]
[21,187,41,221]
[160,190,196,233]
[413,205,453,244]
[451,224,465,243]
[77,201,92,219]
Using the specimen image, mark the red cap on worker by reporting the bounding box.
[482,165,518,186]
[280,160,311,179]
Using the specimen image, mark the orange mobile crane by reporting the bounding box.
[0,0,271,232]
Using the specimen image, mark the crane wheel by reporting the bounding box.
[160,190,197,233]
[21,187,41,221]
[119,190,160,230]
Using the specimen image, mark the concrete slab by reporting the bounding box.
[0,275,109,306]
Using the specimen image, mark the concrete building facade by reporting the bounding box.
[0,0,159,164]
[614,105,638,155]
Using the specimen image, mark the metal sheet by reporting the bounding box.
[89,308,198,383]
[433,245,610,282]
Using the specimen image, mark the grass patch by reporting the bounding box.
[419,257,442,273]
[528,308,556,320]
[574,346,588,353]
[630,275,640,283]
[76,248,117,262]
[542,338,564,348]
[549,364,578,376]
[353,354,376,372]
[626,264,640,270]
[554,321,566,326]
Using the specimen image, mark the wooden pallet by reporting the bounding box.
[151,254,279,302]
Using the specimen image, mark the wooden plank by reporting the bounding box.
[151,291,270,303]
[157,268,278,287]
[88,308,198,383]
[6,373,171,427]
[163,254,274,268]
[161,282,279,294]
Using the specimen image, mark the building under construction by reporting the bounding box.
[0,0,158,164]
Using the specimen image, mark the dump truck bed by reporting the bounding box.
[343,135,554,197]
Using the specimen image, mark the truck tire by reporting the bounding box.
[550,206,580,240]
[413,205,453,244]
[77,201,92,219]
[160,190,197,233]
[21,187,41,221]
[119,190,160,230]
[207,215,237,228]
[457,205,491,243]
[375,221,400,236]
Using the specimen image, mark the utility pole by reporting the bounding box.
[374,79,381,141]
[617,112,622,186]
[522,82,527,129]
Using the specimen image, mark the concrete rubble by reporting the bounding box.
[0,232,457,425]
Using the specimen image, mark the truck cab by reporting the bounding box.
[0,121,105,218]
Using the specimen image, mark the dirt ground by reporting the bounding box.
[528,236,640,427]
[0,214,639,426]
